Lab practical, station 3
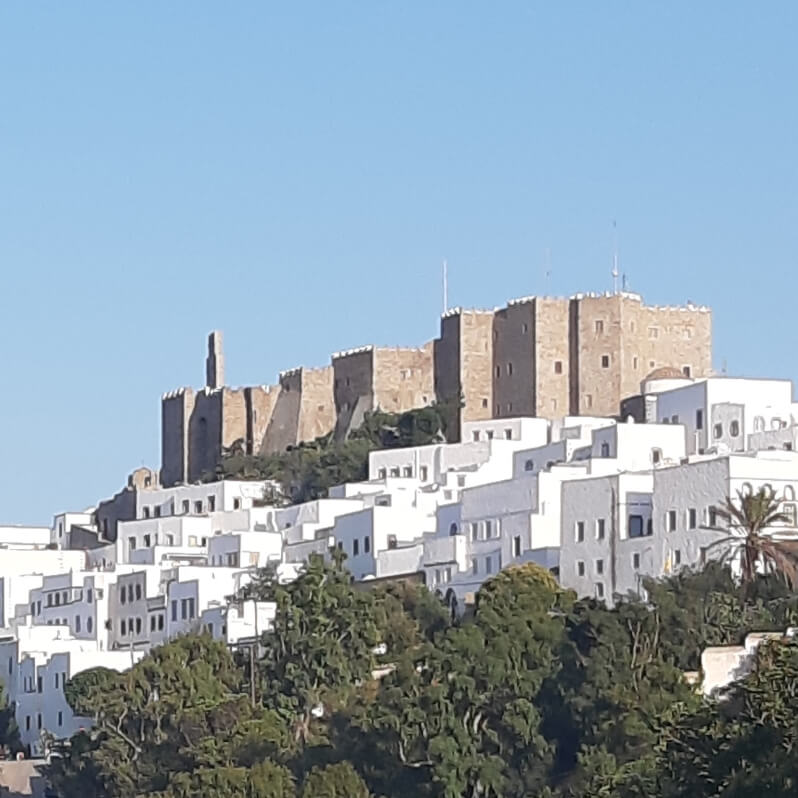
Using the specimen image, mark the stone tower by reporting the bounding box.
[206,330,224,389]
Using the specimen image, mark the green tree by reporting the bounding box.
[246,554,380,744]
[300,761,371,798]
[658,638,798,798]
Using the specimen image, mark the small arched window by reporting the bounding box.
[600,442,610,458]
[449,523,458,537]
[524,459,535,472]
[651,448,663,465]
[730,420,740,437]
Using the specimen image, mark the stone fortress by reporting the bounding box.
[161,291,712,486]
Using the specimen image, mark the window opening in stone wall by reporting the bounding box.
[601,354,610,368]
[554,360,563,374]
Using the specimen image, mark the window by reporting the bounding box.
[143,507,150,519]
[696,409,703,430]
[166,534,174,545]
[154,506,161,518]
[136,617,142,634]
[378,468,387,478]
[472,558,479,575]
[208,495,216,512]
[457,475,466,488]
[471,522,479,541]
[554,360,563,374]
[419,466,428,480]
[485,556,493,574]
[505,428,513,440]
[688,508,697,529]
[128,536,136,552]
[633,356,639,370]
[234,498,243,511]
[577,561,585,577]
[682,365,692,378]
[632,552,641,570]
[495,366,501,378]
[58,711,63,727]
[364,536,371,553]
[575,521,585,542]
[741,482,753,496]
[403,466,413,477]
[506,403,513,413]
[136,584,143,601]
[584,394,593,410]
[127,585,134,603]
[524,459,535,472]
[181,599,188,620]
[449,523,458,536]
[37,714,42,730]
[387,535,397,550]
[708,506,718,527]
[595,559,604,575]
[513,536,522,557]
[595,320,604,334]
[671,415,679,424]
[182,500,190,514]
[601,354,610,368]
[171,600,177,621]
[754,416,765,432]
[648,326,659,339]
[194,500,203,513]
[158,615,164,631]
[674,549,682,566]
[596,518,606,540]
[667,510,677,532]
[595,582,605,599]
[521,322,528,334]
[730,420,740,437]
[485,520,493,538]
[47,594,52,607]
[390,467,400,477]
[37,676,42,693]
[87,616,93,633]
[629,515,644,538]
[714,423,723,439]
[652,448,662,465]
[143,534,151,548]
[121,619,127,636]
[75,615,81,633]
[25,716,30,731]
[600,442,610,457]
[87,589,92,604]
[337,541,343,551]
[353,538,359,556]
[481,398,488,408]
[507,362,513,376]
[120,588,126,605]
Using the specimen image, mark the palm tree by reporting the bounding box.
[704,486,798,588]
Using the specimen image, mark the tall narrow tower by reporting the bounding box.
[205,330,225,389]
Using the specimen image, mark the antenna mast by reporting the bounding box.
[612,220,619,294]
[442,259,448,314]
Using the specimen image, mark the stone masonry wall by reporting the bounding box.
[333,348,375,438]
[261,370,304,454]
[161,389,195,487]
[187,390,224,482]
[534,298,571,418]
[459,311,494,424]
[297,366,335,442]
[373,345,434,414]
[493,301,536,418]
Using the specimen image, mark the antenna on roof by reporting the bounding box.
[442,259,448,314]
[611,220,619,294]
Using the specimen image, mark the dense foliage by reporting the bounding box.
[48,557,798,797]
[212,402,458,503]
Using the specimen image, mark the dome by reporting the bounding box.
[644,366,685,381]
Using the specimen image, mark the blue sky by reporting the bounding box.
[1,2,796,523]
